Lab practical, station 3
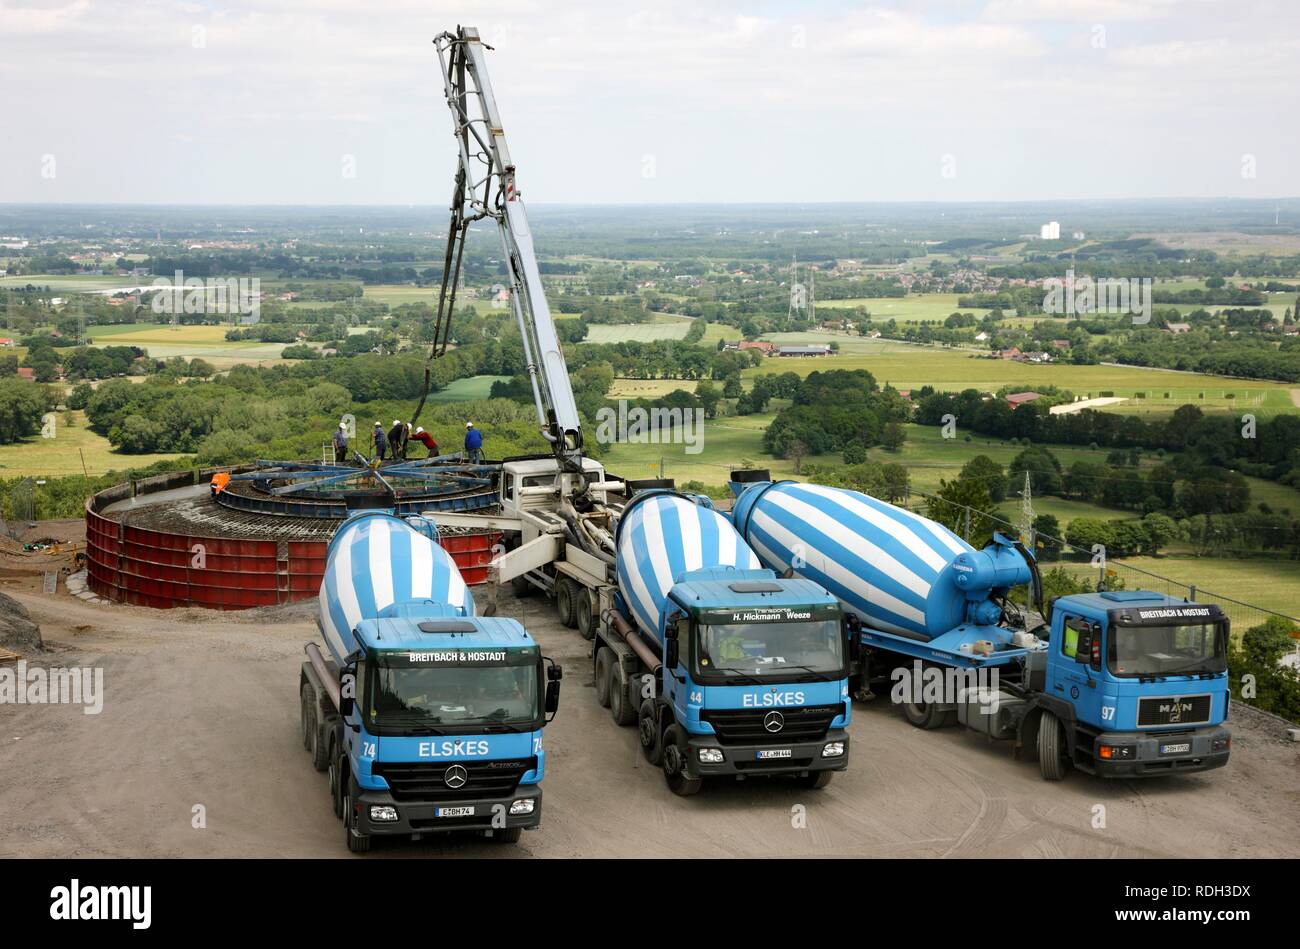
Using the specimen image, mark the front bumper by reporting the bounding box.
[353,785,542,836]
[684,730,849,779]
[1090,725,1231,777]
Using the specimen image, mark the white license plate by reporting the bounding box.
[436,806,475,817]
[1160,743,1191,755]
[756,749,793,760]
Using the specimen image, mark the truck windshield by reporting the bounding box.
[696,619,843,680]
[1108,623,1227,678]
[367,651,540,731]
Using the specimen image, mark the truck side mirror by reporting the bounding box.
[1073,623,1092,663]
[545,681,561,719]
[665,615,682,670]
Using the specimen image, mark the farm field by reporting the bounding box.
[607,377,699,398]
[1053,556,1300,619]
[361,284,436,306]
[815,293,1005,324]
[427,374,509,403]
[743,337,1297,413]
[0,274,144,292]
[583,322,692,344]
[0,410,183,478]
[85,322,288,368]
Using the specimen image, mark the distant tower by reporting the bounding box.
[808,267,816,325]
[787,253,802,324]
[1018,471,1035,546]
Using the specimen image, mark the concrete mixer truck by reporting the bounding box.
[300,511,562,852]
[579,489,851,796]
[729,472,1231,781]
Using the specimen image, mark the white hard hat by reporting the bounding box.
[415,427,424,434]
[393,419,401,426]
[339,422,346,429]
[466,421,474,428]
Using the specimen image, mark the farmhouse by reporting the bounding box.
[1164,322,1191,334]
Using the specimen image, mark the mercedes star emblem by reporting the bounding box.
[444,764,468,789]
[763,711,785,733]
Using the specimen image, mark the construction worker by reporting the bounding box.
[464,421,484,463]
[411,426,439,458]
[388,419,408,461]
[332,422,349,463]
[372,421,387,461]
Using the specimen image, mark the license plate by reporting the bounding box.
[1160,743,1191,755]
[436,806,475,817]
[756,749,792,760]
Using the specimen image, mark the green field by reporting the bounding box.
[427,375,509,403]
[815,293,1001,323]
[0,411,184,478]
[583,322,692,344]
[0,274,146,293]
[1052,557,1300,619]
[85,323,288,368]
[361,284,436,306]
[743,336,1297,415]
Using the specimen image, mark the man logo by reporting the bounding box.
[1168,699,1183,724]
[444,764,468,789]
[763,711,784,733]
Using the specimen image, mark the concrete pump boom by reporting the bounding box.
[423,26,583,470]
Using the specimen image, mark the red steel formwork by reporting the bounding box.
[86,470,500,611]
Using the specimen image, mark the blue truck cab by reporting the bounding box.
[302,607,561,851]
[1035,590,1231,777]
[626,570,851,795]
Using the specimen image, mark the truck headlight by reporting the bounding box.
[1098,745,1133,760]
[698,747,725,764]
[510,798,535,815]
[1212,736,1230,751]
[369,805,399,822]
[821,741,845,758]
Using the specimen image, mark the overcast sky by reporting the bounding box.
[2,0,1297,205]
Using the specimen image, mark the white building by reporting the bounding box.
[1039,221,1061,240]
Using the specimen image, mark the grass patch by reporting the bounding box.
[0,411,185,478]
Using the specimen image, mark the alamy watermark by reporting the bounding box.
[594,399,704,454]
[891,660,1002,713]
[0,661,104,715]
[1043,269,1151,324]
[150,270,260,321]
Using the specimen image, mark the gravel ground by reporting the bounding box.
[1,584,1297,859]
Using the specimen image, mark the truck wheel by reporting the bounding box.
[1037,711,1070,781]
[902,697,953,730]
[300,683,313,750]
[493,827,523,844]
[555,579,578,628]
[343,780,372,854]
[638,700,664,765]
[662,725,702,797]
[610,668,636,726]
[574,590,598,641]
[797,771,833,790]
[594,647,613,708]
[329,750,346,819]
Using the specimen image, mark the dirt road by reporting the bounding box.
[2,587,1298,858]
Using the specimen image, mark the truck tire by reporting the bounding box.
[901,696,953,730]
[493,827,523,844]
[595,647,613,708]
[329,749,346,819]
[302,684,330,772]
[797,771,833,790]
[343,778,372,853]
[574,590,598,641]
[1037,711,1069,781]
[662,725,702,797]
[300,683,313,750]
[638,700,664,765]
[610,668,636,726]
[555,579,578,628]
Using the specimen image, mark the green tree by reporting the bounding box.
[959,454,1007,502]
[927,476,998,546]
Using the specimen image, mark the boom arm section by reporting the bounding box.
[425,26,583,468]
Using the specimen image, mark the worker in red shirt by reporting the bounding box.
[411,426,439,458]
